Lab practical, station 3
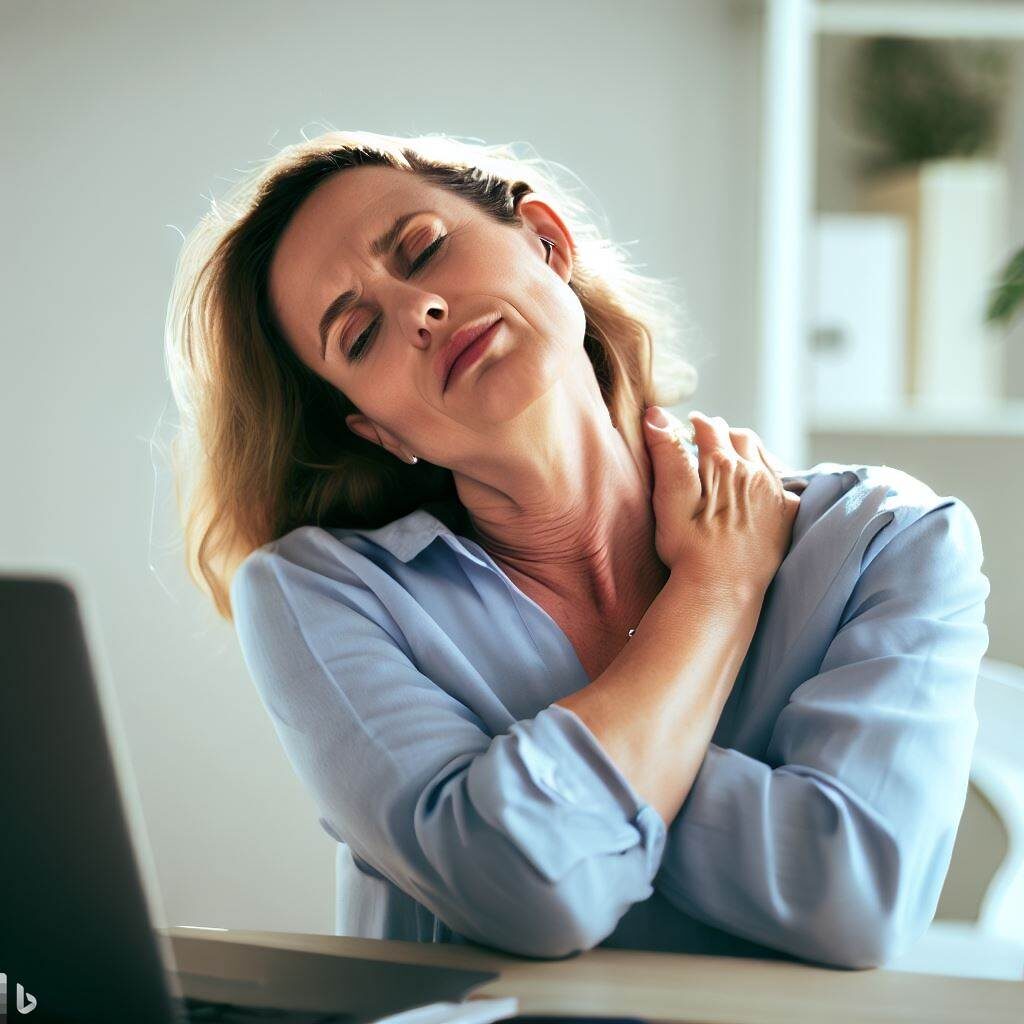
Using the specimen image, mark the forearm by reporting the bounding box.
[554,571,766,827]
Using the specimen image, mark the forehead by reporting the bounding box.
[268,164,456,357]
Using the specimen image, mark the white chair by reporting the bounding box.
[885,656,1024,979]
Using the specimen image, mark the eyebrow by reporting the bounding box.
[317,209,431,361]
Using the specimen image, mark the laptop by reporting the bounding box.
[0,575,508,1024]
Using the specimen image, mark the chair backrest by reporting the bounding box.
[935,656,1024,940]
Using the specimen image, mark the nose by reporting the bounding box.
[406,295,446,350]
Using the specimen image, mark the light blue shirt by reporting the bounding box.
[230,461,990,968]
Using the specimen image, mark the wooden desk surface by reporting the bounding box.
[164,926,1023,1024]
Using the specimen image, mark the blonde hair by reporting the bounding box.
[164,130,700,621]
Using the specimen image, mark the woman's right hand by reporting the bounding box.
[642,406,801,595]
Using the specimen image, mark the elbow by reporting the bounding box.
[524,897,621,960]
[813,921,903,970]
[780,871,927,970]
[809,901,930,970]
[805,820,943,970]
[429,849,639,960]
[492,915,600,961]
[407,832,627,958]
[457,879,623,961]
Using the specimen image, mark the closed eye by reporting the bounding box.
[409,232,447,275]
[345,233,448,363]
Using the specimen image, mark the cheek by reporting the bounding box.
[518,265,585,348]
[344,368,437,439]
[350,373,407,413]
[491,241,581,341]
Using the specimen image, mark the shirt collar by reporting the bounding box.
[343,508,454,563]
[338,503,512,582]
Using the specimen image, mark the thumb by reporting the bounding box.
[643,406,701,512]
[643,406,698,468]
[643,405,694,447]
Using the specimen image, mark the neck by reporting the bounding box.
[449,392,669,635]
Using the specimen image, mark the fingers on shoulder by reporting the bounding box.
[728,425,764,464]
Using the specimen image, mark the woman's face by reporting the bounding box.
[267,164,586,469]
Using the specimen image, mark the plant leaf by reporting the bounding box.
[986,246,1024,327]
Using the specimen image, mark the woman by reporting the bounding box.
[165,131,990,968]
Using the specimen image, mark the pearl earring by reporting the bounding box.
[407,454,418,464]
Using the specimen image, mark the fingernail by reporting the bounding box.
[645,405,669,428]
[689,409,705,419]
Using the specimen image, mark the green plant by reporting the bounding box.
[987,246,1024,331]
[850,36,1010,174]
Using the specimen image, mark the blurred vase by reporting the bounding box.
[859,157,1008,410]
[809,214,908,417]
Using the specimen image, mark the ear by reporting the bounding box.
[345,413,403,460]
[517,196,575,283]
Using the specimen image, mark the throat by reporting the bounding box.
[544,601,637,682]
[510,569,659,678]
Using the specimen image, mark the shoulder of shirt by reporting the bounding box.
[793,459,963,521]
[229,505,469,610]
[782,460,979,569]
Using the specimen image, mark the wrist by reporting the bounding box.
[665,567,766,611]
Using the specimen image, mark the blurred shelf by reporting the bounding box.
[814,2,1024,39]
[808,399,1024,436]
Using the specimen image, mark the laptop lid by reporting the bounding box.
[0,575,180,1023]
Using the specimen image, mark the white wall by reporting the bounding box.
[0,0,765,933]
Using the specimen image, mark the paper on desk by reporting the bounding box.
[371,996,519,1024]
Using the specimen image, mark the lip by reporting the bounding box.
[440,314,502,392]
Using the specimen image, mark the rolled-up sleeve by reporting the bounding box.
[654,498,990,969]
[230,548,667,959]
